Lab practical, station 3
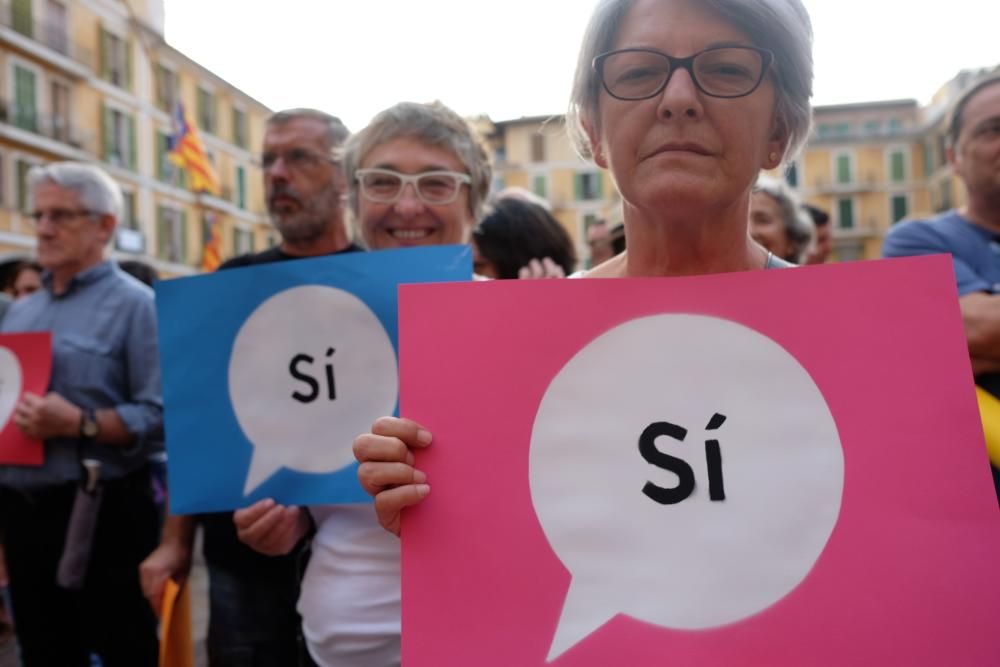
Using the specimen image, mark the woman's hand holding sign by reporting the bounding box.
[353,417,432,536]
[234,499,312,556]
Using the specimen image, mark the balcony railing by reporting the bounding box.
[0,98,94,153]
[0,2,93,70]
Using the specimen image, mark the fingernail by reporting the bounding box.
[416,429,432,445]
[413,469,427,484]
[416,484,430,497]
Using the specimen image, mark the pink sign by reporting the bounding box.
[399,255,1000,666]
[0,332,52,466]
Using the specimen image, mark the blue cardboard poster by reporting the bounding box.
[155,245,471,513]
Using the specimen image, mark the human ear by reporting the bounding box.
[582,116,608,168]
[764,115,791,170]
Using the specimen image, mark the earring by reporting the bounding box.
[768,152,779,163]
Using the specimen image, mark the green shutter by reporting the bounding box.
[99,28,111,81]
[181,210,189,264]
[14,66,37,132]
[127,115,137,170]
[123,192,137,229]
[890,152,905,182]
[838,199,854,229]
[892,196,908,224]
[574,174,583,201]
[125,40,134,91]
[237,166,246,208]
[232,108,246,147]
[102,106,114,162]
[17,160,31,212]
[156,132,166,181]
[12,0,33,37]
[837,155,852,184]
[533,175,546,198]
[156,206,167,260]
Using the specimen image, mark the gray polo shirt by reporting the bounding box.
[0,260,163,490]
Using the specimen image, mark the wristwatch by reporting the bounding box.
[79,408,100,440]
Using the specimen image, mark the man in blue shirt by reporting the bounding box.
[883,74,1000,499]
[0,162,162,666]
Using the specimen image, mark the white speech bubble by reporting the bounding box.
[229,285,398,494]
[0,346,23,429]
[529,314,843,661]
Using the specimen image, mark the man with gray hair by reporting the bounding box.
[883,74,1000,501]
[0,161,162,665]
[140,108,356,666]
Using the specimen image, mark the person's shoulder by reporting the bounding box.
[110,266,155,301]
[218,247,285,270]
[883,211,963,256]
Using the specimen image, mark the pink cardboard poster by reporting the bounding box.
[398,255,1000,666]
[0,332,52,466]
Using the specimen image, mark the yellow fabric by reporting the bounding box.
[158,579,194,667]
[975,386,1000,468]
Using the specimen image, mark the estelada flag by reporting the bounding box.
[169,102,221,197]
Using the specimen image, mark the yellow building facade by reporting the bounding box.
[784,66,997,261]
[0,0,273,277]
[484,115,620,267]
[785,99,932,260]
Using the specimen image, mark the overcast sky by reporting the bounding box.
[164,0,999,131]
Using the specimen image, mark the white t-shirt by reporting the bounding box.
[298,504,401,667]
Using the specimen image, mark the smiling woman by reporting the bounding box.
[341,101,492,250]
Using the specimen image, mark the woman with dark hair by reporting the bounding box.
[472,198,577,279]
[10,261,43,300]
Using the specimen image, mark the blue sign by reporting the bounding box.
[156,245,471,513]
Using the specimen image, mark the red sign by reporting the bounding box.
[0,332,52,466]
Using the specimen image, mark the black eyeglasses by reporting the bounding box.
[593,46,774,101]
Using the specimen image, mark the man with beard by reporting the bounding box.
[140,109,356,666]
[883,75,1000,502]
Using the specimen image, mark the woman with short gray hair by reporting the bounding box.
[750,175,814,263]
[341,100,492,244]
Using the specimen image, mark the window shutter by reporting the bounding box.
[125,39,134,91]
[17,160,31,212]
[156,206,167,260]
[181,210,189,264]
[574,174,583,201]
[237,166,246,208]
[102,106,114,162]
[12,0,33,37]
[99,28,110,81]
[891,152,905,182]
[127,115,137,170]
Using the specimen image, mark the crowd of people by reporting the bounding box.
[0,0,997,665]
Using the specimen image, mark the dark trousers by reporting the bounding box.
[1,469,159,667]
[206,564,317,667]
